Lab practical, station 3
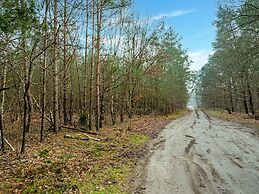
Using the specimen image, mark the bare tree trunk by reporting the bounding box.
[40,0,49,142]
[84,0,89,112]
[0,115,4,152]
[69,73,73,124]
[63,0,69,125]
[53,0,59,133]
[95,0,103,130]
[0,64,7,151]
[26,90,32,132]
[128,35,135,120]
[100,91,104,128]
[21,92,27,153]
[75,60,82,112]
[110,88,116,126]
[243,90,249,114]
[120,96,124,123]
[247,82,255,115]
[230,90,234,113]
[21,62,33,153]
[20,17,28,153]
[89,0,95,130]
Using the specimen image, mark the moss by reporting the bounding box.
[59,153,77,160]
[85,142,103,157]
[22,178,52,194]
[44,159,52,164]
[22,176,68,194]
[165,108,189,120]
[129,133,149,146]
[22,187,38,193]
[0,182,13,192]
[38,148,49,158]
[77,163,131,193]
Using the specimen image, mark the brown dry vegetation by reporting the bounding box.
[0,110,191,193]
[205,109,259,129]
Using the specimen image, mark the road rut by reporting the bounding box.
[133,110,259,194]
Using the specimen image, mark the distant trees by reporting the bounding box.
[0,0,190,153]
[198,0,259,115]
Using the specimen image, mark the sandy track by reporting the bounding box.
[133,110,259,194]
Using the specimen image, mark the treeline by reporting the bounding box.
[198,0,259,115]
[0,0,190,153]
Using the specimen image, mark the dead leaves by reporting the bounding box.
[0,115,170,193]
[208,109,259,126]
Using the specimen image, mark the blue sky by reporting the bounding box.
[133,0,218,71]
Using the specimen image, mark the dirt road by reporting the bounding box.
[133,110,259,194]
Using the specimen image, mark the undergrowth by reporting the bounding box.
[0,111,188,193]
[205,109,259,129]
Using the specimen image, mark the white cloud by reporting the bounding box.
[188,50,214,71]
[150,10,194,21]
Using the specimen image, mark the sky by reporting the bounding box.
[133,0,218,71]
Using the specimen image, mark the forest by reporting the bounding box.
[198,0,259,116]
[0,0,191,154]
[1,0,259,193]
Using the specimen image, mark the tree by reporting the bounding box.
[0,0,191,154]
[198,0,259,115]
[0,64,7,151]
[53,0,59,133]
[40,0,49,142]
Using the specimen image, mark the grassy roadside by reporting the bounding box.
[164,109,190,120]
[0,110,189,194]
[204,109,259,129]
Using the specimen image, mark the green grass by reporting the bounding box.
[59,153,77,160]
[0,182,13,192]
[129,133,150,146]
[20,162,69,193]
[22,181,67,194]
[74,163,131,194]
[38,148,49,158]
[165,108,190,120]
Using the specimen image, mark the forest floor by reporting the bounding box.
[205,109,259,131]
[0,109,189,193]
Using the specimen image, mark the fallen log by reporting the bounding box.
[64,134,89,141]
[31,95,53,125]
[0,87,10,92]
[61,125,98,135]
[86,135,101,141]
[0,133,16,152]
[64,134,100,141]
[4,138,15,152]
